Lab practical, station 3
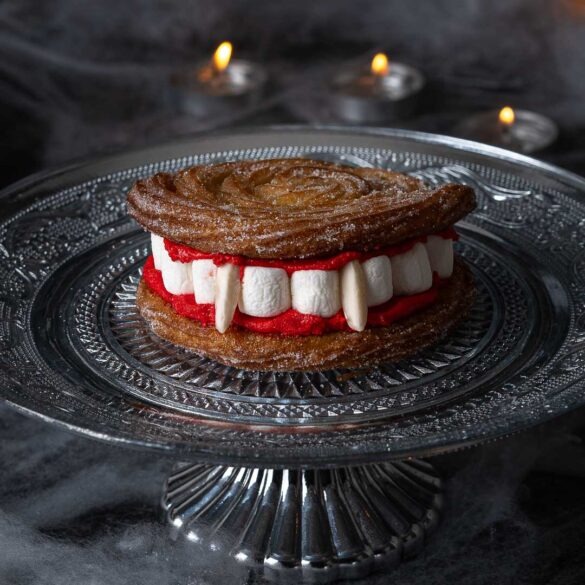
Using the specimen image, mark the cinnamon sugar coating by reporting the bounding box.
[127,159,475,259]
[136,259,475,372]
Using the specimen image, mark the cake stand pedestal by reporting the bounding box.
[1,128,584,584]
[162,460,442,583]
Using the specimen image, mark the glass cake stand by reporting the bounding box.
[0,127,584,583]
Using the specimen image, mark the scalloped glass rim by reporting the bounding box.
[0,126,582,467]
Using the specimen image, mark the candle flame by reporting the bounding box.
[371,53,389,76]
[499,106,515,126]
[213,41,232,72]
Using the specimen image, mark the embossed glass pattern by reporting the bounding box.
[0,128,582,466]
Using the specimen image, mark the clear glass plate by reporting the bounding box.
[0,127,583,467]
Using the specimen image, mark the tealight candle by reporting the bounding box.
[172,41,267,117]
[330,53,425,124]
[457,106,558,154]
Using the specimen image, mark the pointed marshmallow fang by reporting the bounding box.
[214,264,240,333]
[341,260,367,331]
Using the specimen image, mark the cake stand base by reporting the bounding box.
[162,459,442,583]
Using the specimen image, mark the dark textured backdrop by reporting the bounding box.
[1,1,585,584]
[1,0,585,183]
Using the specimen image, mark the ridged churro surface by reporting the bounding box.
[127,159,475,259]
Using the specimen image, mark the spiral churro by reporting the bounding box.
[127,158,476,371]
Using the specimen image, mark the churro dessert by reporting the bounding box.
[127,158,476,371]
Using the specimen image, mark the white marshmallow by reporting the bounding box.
[426,235,454,278]
[362,255,393,307]
[150,233,165,270]
[214,264,240,333]
[291,270,341,317]
[161,249,193,295]
[192,259,217,304]
[340,260,367,331]
[391,243,432,295]
[239,267,291,317]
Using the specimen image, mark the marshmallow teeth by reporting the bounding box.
[151,231,456,332]
[291,270,341,318]
[391,243,433,296]
[214,264,241,333]
[150,234,166,270]
[426,235,454,278]
[192,259,217,304]
[341,260,367,332]
[160,249,193,295]
[362,255,393,307]
[239,267,291,317]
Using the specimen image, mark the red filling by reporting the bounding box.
[164,227,458,274]
[144,228,458,336]
[143,256,442,336]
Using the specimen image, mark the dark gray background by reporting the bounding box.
[1,0,585,185]
[1,1,585,583]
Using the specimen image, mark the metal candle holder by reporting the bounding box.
[456,109,558,154]
[172,59,267,117]
[330,62,425,124]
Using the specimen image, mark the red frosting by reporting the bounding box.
[144,228,458,336]
[164,227,458,274]
[143,256,442,336]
